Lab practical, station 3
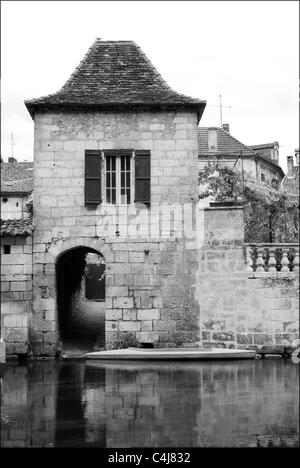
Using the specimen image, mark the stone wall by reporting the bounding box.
[2,108,298,357]
[31,109,200,355]
[1,195,30,220]
[1,205,298,357]
[198,206,299,353]
[1,235,32,355]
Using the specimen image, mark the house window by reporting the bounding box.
[84,149,151,206]
[105,154,132,205]
[3,245,11,254]
[261,173,265,182]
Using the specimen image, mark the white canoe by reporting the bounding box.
[84,347,256,360]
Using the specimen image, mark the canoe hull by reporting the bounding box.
[84,348,256,360]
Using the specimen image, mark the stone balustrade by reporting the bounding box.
[245,243,299,277]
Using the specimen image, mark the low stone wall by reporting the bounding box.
[1,235,32,356]
[198,206,299,355]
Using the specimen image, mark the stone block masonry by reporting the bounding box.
[4,106,298,357]
[1,236,32,356]
[197,206,299,354]
[103,238,200,349]
[0,340,5,363]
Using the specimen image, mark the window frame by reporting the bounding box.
[101,149,135,206]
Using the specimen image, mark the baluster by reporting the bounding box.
[280,250,290,272]
[292,250,299,274]
[256,248,265,272]
[245,246,254,272]
[268,249,277,275]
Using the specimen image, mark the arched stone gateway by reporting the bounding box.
[31,237,113,357]
[56,246,106,354]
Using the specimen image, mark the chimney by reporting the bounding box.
[208,128,218,152]
[295,149,299,166]
[287,156,294,173]
[222,123,230,134]
[8,156,17,163]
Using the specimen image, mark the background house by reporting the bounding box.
[281,149,299,199]
[1,157,33,220]
[198,124,284,187]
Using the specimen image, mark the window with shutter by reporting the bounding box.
[135,150,151,205]
[104,152,132,205]
[85,150,102,205]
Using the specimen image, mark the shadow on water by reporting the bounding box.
[0,359,299,447]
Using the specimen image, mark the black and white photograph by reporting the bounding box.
[0,0,299,454]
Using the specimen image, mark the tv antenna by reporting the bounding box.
[11,133,16,158]
[206,94,232,126]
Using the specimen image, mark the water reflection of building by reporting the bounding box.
[81,365,106,446]
[1,361,299,447]
[194,361,299,447]
[1,362,57,447]
[99,362,202,447]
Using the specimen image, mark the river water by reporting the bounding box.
[0,359,299,448]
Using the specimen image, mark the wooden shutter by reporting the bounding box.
[135,150,151,205]
[85,150,102,205]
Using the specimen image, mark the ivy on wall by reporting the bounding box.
[199,165,299,243]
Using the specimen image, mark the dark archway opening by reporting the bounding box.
[56,247,105,354]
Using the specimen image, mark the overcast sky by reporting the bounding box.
[1,0,299,171]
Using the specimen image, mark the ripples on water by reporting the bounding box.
[0,359,299,447]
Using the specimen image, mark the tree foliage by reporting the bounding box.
[199,165,299,243]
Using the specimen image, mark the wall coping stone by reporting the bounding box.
[203,206,244,211]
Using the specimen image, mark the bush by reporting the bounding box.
[111,332,139,349]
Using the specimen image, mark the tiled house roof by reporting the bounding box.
[1,162,33,194]
[0,218,34,236]
[198,127,285,178]
[198,127,255,157]
[25,40,206,120]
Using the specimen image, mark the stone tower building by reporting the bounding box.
[25,40,206,355]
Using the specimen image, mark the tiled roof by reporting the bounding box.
[198,127,255,157]
[198,127,285,177]
[0,218,33,236]
[25,40,206,120]
[1,162,33,194]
